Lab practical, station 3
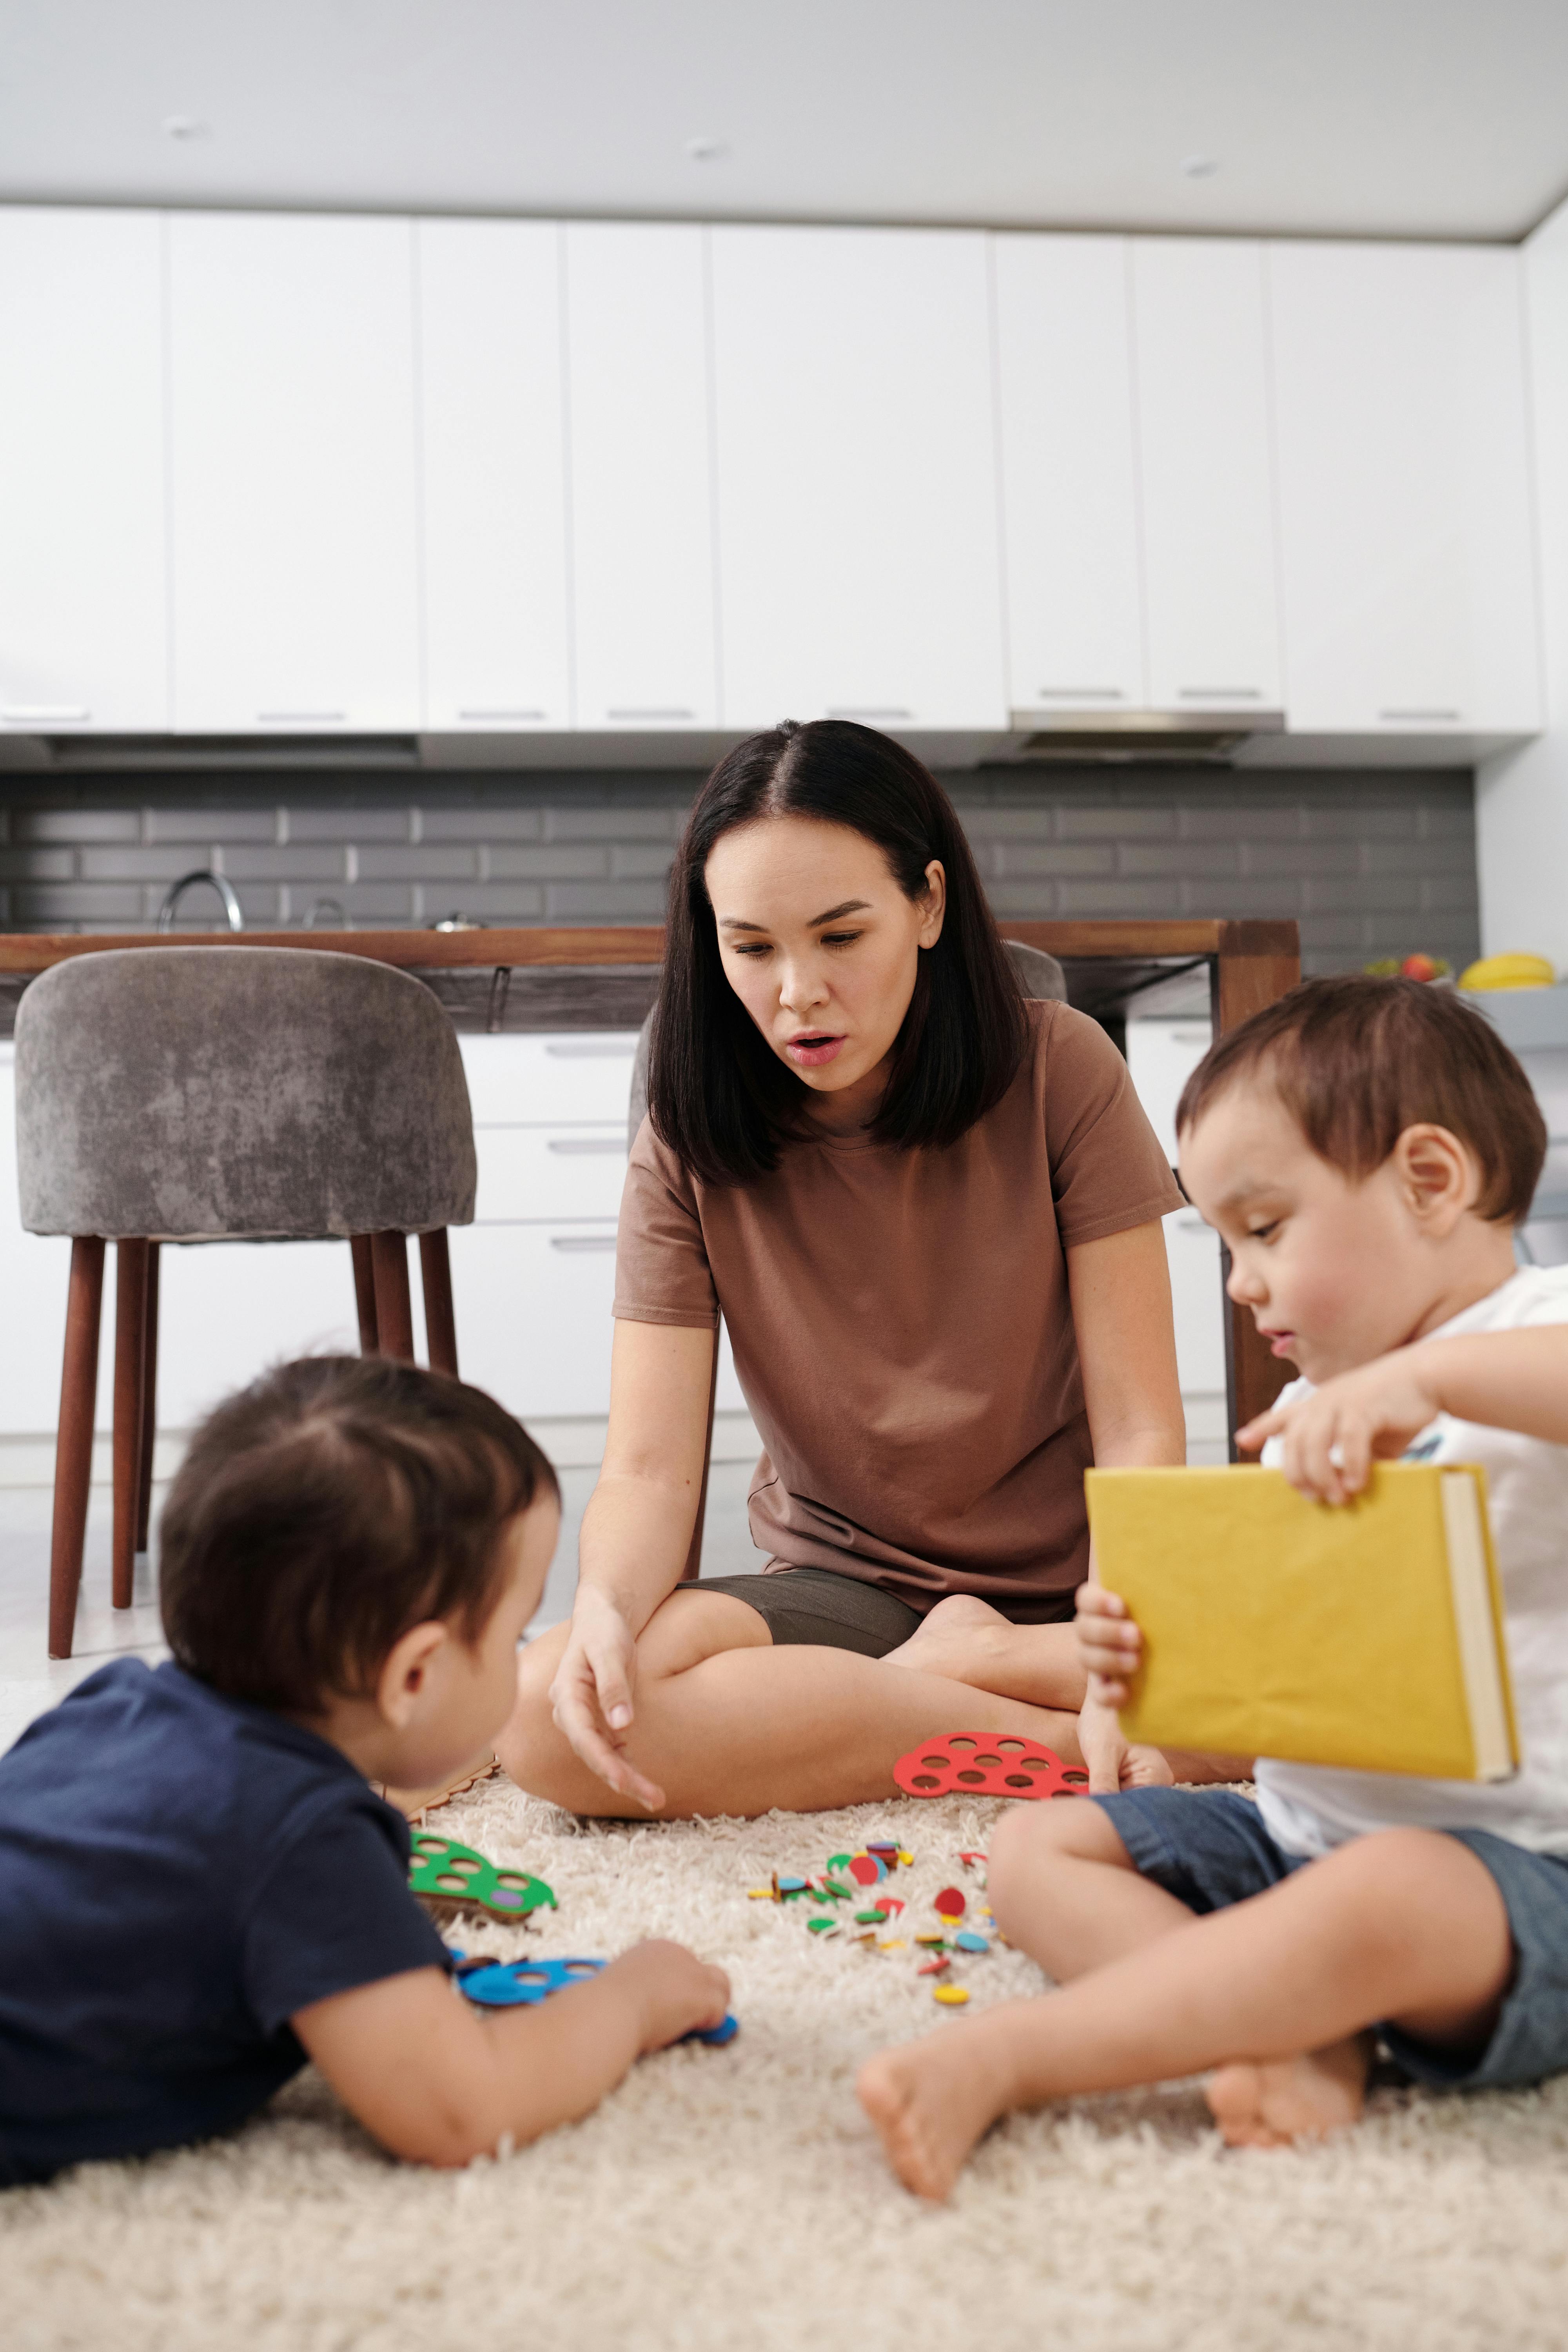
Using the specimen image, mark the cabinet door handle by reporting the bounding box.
[1034,688,1125,701]
[549,1233,618,1252]
[827,706,913,720]
[257,710,346,724]
[546,1138,626,1155]
[457,708,547,722]
[1177,687,1263,701]
[1378,708,1462,723]
[543,1041,638,1059]
[605,707,695,722]
[1,704,89,722]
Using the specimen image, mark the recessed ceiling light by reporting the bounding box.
[1180,154,1218,178]
[685,136,729,163]
[162,115,211,142]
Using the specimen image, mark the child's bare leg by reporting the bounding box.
[858,1826,1511,2199]
[987,1798,1198,1976]
[503,1594,1085,1818]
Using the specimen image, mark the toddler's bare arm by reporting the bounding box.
[294,1938,729,2166]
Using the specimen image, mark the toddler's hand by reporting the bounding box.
[1075,1582,1141,1708]
[608,1939,731,2056]
[1237,1350,1443,1504]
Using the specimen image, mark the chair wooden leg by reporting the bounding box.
[680,1323,720,1583]
[49,1237,105,1659]
[112,1240,149,1610]
[350,1234,380,1356]
[370,1231,415,1364]
[136,1241,160,1553]
[418,1229,459,1376]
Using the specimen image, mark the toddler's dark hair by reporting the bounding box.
[1176,975,1546,1224]
[159,1355,559,1715]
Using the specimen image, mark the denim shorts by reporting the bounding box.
[1093,1785,1568,2093]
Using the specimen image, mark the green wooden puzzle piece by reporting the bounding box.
[407,1831,555,1921]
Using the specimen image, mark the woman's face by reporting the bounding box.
[704,815,946,1114]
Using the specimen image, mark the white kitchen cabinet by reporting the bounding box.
[1269,242,1542,734]
[167,211,421,732]
[0,209,169,733]
[565,224,719,730]
[710,225,1007,730]
[992,235,1146,715]
[417,219,571,732]
[1131,240,1283,714]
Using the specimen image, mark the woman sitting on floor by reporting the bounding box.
[501,719,1223,1818]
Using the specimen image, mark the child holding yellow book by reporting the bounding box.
[858,976,1568,2196]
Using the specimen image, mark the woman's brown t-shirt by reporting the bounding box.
[612,1000,1183,1620]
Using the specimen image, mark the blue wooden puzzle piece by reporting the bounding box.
[452,1952,738,2045]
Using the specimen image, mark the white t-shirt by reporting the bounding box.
[1255,1264,1568,1859]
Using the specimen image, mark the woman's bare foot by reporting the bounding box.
[880,1593,1007,1680]
[857,2025,1014,2200]
[1205,2033,1372,2148]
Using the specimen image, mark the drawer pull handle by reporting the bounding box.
[1,703,90,722]
[1378,708,1462,723]
[546,1138,626,1155]
[543,1041,639,1058]
[550,1234,618,1253]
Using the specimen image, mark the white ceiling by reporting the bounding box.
[4,0,1568,242]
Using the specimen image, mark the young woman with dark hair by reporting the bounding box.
[501,721,1204,1818]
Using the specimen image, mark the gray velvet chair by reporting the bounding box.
[15,947,477,1657]
[624,934,1070,1580]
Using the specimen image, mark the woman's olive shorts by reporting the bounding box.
[684,1564,1076,1659]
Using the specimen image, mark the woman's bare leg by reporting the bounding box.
[882,1595,1085,1706]
[499,1591,1087,1819]
[881,1597,1247,1784]
[857,1824,1512,2198]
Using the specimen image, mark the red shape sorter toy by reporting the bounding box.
[892,1733,1090,1801]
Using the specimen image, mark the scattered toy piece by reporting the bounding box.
[933,1984,970,2006]
[878,1939,907,1953]
[807,1917,837,1935]
[892,1733,1089,1802]
[915,1931,947,1948]
[826,1853,854,1875]
[918,1956,951,1977]
[959,1850,988,1870]
[748,1887,776,1901]
[408,1833,556,1924]
[897,1849,913,1867]
[954,1931,990,1953]
[934,1886,967,1920]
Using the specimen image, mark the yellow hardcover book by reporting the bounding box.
[1083,1463,1519,1780]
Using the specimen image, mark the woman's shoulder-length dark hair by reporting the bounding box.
[648,719,1028,1187]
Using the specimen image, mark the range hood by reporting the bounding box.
[1003,708,1285,763]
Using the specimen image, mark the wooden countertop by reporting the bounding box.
[0,918,1298,973]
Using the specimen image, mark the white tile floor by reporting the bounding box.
[0,1455,766,1756]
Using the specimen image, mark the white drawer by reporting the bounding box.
[1164,1208,1227,1397]
[475,1125,628,1223]
[449,1221,620,1421]
[458,1031,640,1127]
[1518,1046,1568,1141]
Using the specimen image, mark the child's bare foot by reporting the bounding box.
[1205,2033,1372,2148]
[857,2027,1013,2200]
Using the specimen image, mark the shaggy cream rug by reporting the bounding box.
[9,1777,1568,2352]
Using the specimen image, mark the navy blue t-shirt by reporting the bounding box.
[0,1657,449,2184]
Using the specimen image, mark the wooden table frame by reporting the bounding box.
[0,916,1300,1443]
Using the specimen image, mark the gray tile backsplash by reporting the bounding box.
[0,764,1480,977]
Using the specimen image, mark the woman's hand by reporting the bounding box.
[546,1586,667,1813]
[1237,1353,1445,1504]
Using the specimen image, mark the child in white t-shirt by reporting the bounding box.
[857,974,1568,2199]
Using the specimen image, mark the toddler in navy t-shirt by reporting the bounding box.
[0,1357,728,2184]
